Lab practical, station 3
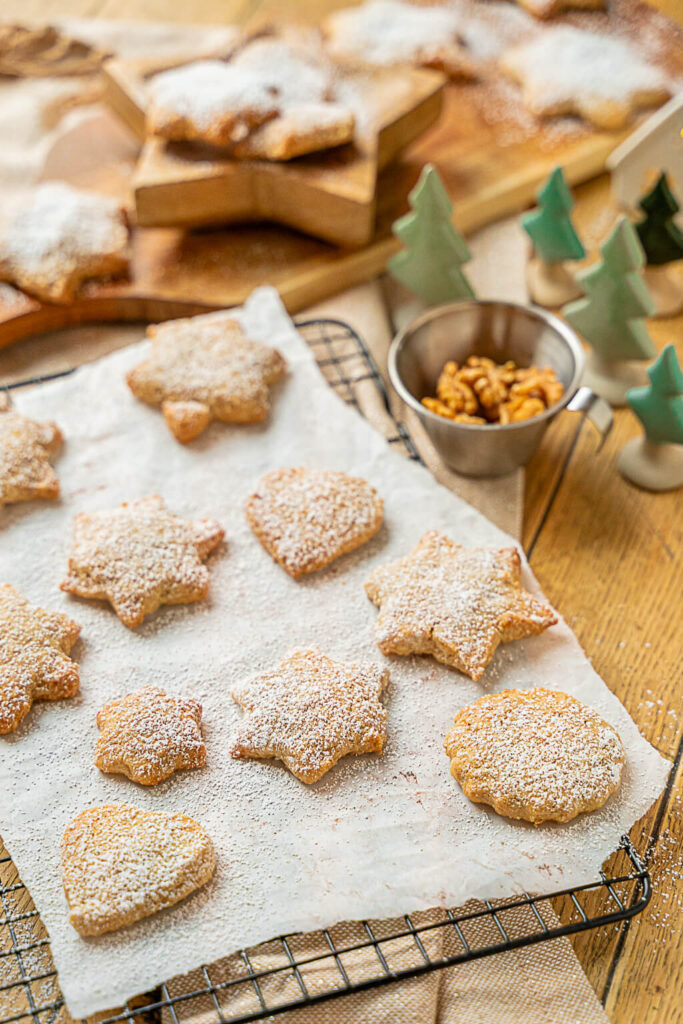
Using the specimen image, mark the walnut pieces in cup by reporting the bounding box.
[422,356,563,425]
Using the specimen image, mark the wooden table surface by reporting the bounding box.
[1,2,682,1022]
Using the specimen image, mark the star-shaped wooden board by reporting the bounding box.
[230,648,389,783]
[101,49,445,246]
[365,531,557,680]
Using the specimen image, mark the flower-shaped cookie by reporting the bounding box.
[499,27,670,131]
[365,531,557,680]
[62,804,215,935]
[61,495,224,628]
[0,393,62,508]
[323,0,475,78]
[246,467,383,578]
[127,314,286,443]
[444,688,625,823]
[95,686,206,786]
[0,583,80,734]
[0,182,129,303]
[230,648,389,783]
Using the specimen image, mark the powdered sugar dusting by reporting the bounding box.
[95,686,206,786]
[0,288,669,1018]
[501,25,670,109]
[246,466,383,577]
[231,648,388,782]
[61,805,215,936]
[0,182,128,302]
[325,0,463,65]
[445,688,625,823]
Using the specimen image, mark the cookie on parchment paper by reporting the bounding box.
[62,804,216,936]
[0,393,62,509]
[0,583,80,734]
[95,686,206,786]
[0,182,129,303]
[444,688,625,823]
[246,467,384,578]
[60,495,224,629]
[230,648,389,783]
[499,26,670,131]
[127,314,286,443]
[365,530,557,681]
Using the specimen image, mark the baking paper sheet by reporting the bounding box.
[0,288,669,1017]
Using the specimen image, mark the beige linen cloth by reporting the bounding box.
[0,18,608,1024]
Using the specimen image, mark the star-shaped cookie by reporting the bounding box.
[499,27,670,131]
[323,0,476,79]
[62,804,216,936]
[127,314,287,443]
[364,531,557,681]
[444,688,625,823]
[60,495,225,629]
[246,467,384,578]
[95,686,206,786]
[230,648,389,783]
[0,392,62,508]
[0,583,80,734]
[0,181,129,303]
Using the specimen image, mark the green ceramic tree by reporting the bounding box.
[521,167,585,264]
[388,164,475,306]
[635,173,683,267]
[627,345,683,445]
[562,216,656,363]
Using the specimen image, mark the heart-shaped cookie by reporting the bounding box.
[62,804,215,936]
[246,467,384,578]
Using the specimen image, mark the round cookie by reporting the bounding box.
[444,688,625,824]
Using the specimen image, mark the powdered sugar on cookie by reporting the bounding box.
[444,688,625,823]
[0,182,129,303]
[500,26,670,129]
[324,0,475,77]
[246,467,383,578]
[0,394,62,508]
[231,648,389,783]
[95,686,206,786]
[365,531,557,680]
[62,804,215,936]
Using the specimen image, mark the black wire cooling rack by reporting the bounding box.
[0,318,651,1024]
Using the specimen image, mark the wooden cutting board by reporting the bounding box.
[0,0,680,348]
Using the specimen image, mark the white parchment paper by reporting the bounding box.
[0,288,669,1017]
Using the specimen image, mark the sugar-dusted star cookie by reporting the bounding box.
[0,583,80,734]
[95,686,206,786]
[444,688,625,823]
[365,531,557,680]
[127,314,287,444]
[230,648,389,783]
[60,495,224,629]
[0,182,129,304]
[62,804,216,936]
[504,0,604,18]
[323,0,476,79]
[246,467,384,578]
[499,27,670,131]
[0,393,62,509]
[232,102,355,161]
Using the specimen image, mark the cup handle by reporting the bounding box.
[566,386,613,450]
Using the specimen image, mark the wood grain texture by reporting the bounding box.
[0,1,681,1021]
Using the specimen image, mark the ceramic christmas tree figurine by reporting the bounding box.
[388,164,475,306]
[619,345,683,491]
[635,173,683,317]
[522,166,586,308]
[562,216,656,406]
